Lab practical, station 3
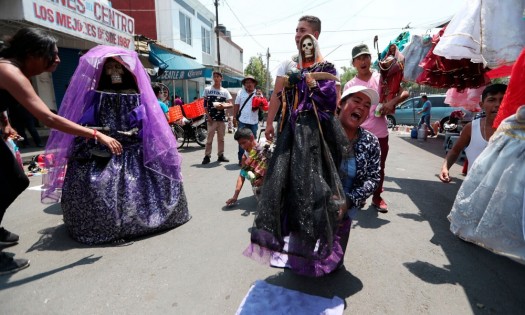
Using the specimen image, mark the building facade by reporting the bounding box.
[0,0,135,111]
[111,0,244,103]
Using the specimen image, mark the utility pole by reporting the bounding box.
[265,47,270,96]
[214,0,221,67]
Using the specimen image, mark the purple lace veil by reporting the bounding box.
[42,45,182,203]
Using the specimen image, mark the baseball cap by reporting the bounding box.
[340,85,379,105]
[352,44,371,60]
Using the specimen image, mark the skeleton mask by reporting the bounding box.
[302,37,314,59]
[104,59,125,84]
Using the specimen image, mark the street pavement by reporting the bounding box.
[1,128,525,314]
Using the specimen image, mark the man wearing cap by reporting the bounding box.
[202,71,232,165]
[343,44,408,213]
[265,15,341,141]
[234,75,261,165]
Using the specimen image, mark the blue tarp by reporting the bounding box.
[149,44,205,80]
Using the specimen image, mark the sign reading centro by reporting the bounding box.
[22,0,135,50]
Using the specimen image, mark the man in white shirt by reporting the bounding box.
[265,15,340,141]
[202,71,233,164]
[234,75,259,165]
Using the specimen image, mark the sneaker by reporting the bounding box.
[0,227,19,246]
[202,155,211,165]
[217,155,230,162]
[372,197,388,213]
[0,252,30,276]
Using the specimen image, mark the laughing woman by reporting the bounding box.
[336,85,381,268]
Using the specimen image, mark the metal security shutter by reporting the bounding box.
[52,47,80,110]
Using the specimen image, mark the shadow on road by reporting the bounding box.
[264,267,363,309]
[398,134,468,171]
[222,196,257,217]
[26,224,87,252]
[353,206,391,229]
[43,203,62,215]
[388,175,525,314]
[0,254,101,290]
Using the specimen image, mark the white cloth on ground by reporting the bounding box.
[236,280,344,315]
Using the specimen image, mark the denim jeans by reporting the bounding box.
[237,121,258,162]
[418,115,435,136]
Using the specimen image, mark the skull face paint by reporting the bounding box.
[302,37,314,58]
[105,59,125,84]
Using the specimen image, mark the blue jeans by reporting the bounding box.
[418,115,435,136]
[237,122,258,162]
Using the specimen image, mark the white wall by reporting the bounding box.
[155,0,215,65]
[219,35,243,73]
[154,0,242,73]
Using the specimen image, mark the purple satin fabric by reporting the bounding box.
[42,45,182,203]
[288,63,337,128]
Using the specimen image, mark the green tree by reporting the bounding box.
[244,55,273,95]
[340,66,357,88]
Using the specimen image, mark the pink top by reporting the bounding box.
[343,72,388,138]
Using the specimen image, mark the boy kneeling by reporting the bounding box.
[226,128,272,206]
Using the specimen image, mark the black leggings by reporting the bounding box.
[0,140,29,224]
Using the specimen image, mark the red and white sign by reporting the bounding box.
[22,0,135,50]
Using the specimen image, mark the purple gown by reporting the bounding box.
[42,46,190,244]
[61,92,190,244]
[245,34,350,276]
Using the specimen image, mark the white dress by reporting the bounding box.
[401,34,432,82]
[448,106,525,264]
[434,0,525,68]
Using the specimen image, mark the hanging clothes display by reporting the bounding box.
[378,44,404,103]
[433,0,525,69]
[375,31,411,62]
[401,34,432,82]
[444,86,485,112]
[493,48,525,128]
[447,47,525,265]
[416,27,490,92]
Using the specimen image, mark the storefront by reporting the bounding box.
[149,43,206,104]
[0,0,135,111]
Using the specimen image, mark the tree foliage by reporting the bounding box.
[340,66,357,88]
[244,55,273,95]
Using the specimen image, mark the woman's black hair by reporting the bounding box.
[0,28,57,67]
[151,82,162,95]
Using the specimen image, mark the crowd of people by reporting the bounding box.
[1,11,523,280]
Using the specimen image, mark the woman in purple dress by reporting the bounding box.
[244,34,349,276]
[43,46,190,244]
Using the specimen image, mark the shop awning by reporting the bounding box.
[222,73,244,88]
[149,43,205,80]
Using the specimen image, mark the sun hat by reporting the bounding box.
[242,75,258,85]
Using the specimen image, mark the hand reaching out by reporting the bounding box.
[97,133,123,155]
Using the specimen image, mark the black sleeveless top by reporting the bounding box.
[0,60,22,112]
[0,88,19,112]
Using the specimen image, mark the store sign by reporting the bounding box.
[22,0,135,50]
[159,69,205,80]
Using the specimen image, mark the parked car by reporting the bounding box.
[387,94,465,132]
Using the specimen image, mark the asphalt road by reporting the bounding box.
[1,128,524,314]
